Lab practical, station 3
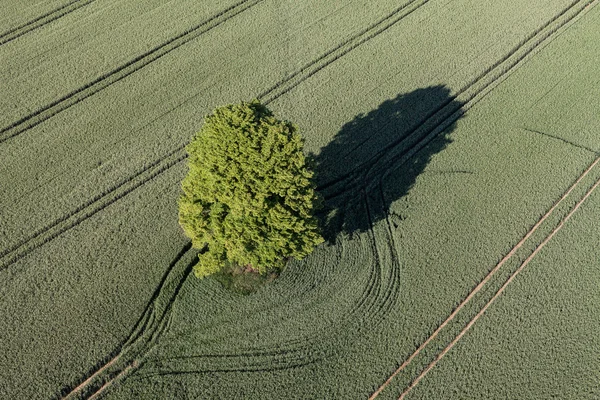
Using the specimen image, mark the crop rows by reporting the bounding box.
[3,0,598,398]
[60,243,196,399]
[320,0,593,200]
[397,172,600,400]
[366,2,600,397]
[0,148,186,271]
[404,153,600,399]
[0,0,424,269]
[0,0,421,262]
[257,0,429,104]
[62,190,401,398]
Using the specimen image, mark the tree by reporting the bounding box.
[178,100,324,278]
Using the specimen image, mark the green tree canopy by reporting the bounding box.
[179,100,324,278]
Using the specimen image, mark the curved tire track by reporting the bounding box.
[368,2,599,397]
[369,156,600,400]
[12,1,594,394]
[0,0,432,270]
[58,242,197,400]
[62,192,400,398]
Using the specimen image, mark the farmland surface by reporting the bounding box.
[1,0,599,399]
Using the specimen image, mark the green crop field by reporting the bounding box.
[1,0,599,399]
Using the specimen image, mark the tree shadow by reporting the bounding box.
[312,85,466,242]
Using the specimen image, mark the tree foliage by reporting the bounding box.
[179,100,324,278]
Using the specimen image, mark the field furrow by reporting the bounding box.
[0,0,417,255]
[371,152,600,399]
[402,170,600,400]
[398,174,600,400]
[0,0,79,33]
[366,4,600,398]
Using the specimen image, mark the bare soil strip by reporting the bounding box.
[62,356,121,400]
[368,154,600,399]
[397,175,600,400]
[87,361,139,400]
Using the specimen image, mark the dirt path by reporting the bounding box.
[368,155,600,399]
[62,355,122,400]
[397,174,600,400]
[87,361,139,400]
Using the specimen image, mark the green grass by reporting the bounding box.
[406,177,600,400]
[1,0,599,398]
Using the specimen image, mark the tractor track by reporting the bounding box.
[59,191,400,398]
[1,0,587,286]
[0,0,428,145]
[367,2,600,395]
[0,147,186,271]
[58,242,196,400]
[8,2,595,397]
[0,0,95,46]
[2,0,581,274]
[257,0,429,104]
[369,156,600,400]
[0,0,265,144]
[320,0,592,199]
[397,173,600,400]
[0,0,433,270]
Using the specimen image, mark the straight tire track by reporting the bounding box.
[0,0,431,269]
[322,0,591,195]
[397,175,600,400]
[87,361,138,400]
[368,2,599,394]
[0,0,95,46]
[57,0,598,397]
[0,148,186,271]
[0,0,265,144]
[368,154,600,400]
[1,0,587,276]
[258,0,428,104]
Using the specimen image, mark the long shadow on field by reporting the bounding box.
[314,85,466,242]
